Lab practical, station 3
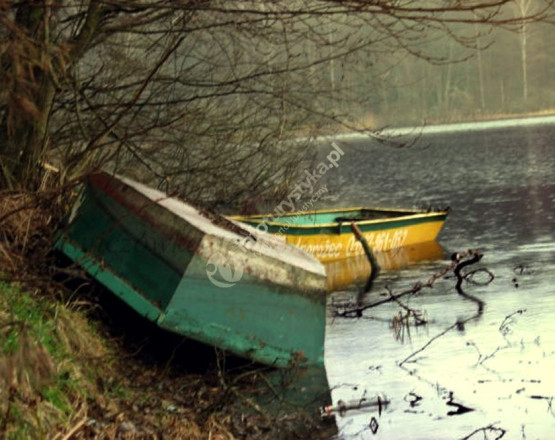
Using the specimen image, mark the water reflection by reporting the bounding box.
[326,262,555,439]
[325,241,445,292]
[321,122,555,439]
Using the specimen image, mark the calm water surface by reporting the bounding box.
[317,118,555,439]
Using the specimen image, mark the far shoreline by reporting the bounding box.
[311,112,555,143]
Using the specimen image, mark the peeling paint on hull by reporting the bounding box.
[56,172,328,368]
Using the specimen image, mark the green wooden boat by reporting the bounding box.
[55,172,328,368]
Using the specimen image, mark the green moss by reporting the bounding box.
[0,282,110,438]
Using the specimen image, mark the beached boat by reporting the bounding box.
[55,172,328,368]
[231,207,449,263]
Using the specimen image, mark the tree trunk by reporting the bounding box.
[0,2,52,190]
[513,0,531,103]
[520,22,528,102]
[0,79,55,190]
[0,1,104,190]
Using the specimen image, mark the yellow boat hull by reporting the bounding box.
[231,206,449,263]
[284,220,444,262]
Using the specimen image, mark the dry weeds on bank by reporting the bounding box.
[0,193,319,440]
[0,192,236,439]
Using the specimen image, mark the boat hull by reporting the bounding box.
[232,207,448,262]
[56,173,328,368]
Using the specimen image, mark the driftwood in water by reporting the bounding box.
[320,394,389,419]
[349,222,380,293]
[333,249,491,319]
[453,251,485,313]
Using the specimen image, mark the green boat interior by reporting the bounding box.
[333,209,411,223]
[245,208,415,226]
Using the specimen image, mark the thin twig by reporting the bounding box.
[333,250,483,319]
[459,423,506,440]
[399,321,459,366]
[61,417,87,440]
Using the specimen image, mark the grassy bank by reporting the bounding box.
[0,282,241,440]
[0,188,333,439]
[0,193,228,438]
[0,281,106,439]
[0,280,331,440]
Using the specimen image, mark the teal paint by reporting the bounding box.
[55,239,162,321]
[64,185,189,309]
[56,173,327,368]
[160,272,325,367]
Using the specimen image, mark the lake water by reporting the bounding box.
[317,117,555,439]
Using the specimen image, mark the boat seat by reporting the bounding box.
[334,217,369,222]
[334,214,391,222]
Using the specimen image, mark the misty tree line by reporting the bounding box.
[371,7,555,126]
[316,1,555,127]
[1,1,553,208]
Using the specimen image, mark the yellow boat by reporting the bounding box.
[231,206,449,263]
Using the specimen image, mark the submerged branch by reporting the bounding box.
[459,423,506,440]
[398,320,459,367]
[350,222,380,293]
[397,251,496,368]
[333,249,488,319]
[454,251,485,313]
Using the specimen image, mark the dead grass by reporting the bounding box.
[0,282,327,439]
[0,190,223,440]
[0,282,243,440]
[0,188,330,440]
[0,191,61,277]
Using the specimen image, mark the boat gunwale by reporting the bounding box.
[87,173,326,276]
[58,173,329,368]
[230,206,448,230]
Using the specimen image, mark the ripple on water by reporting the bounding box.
[322,123,555,439]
